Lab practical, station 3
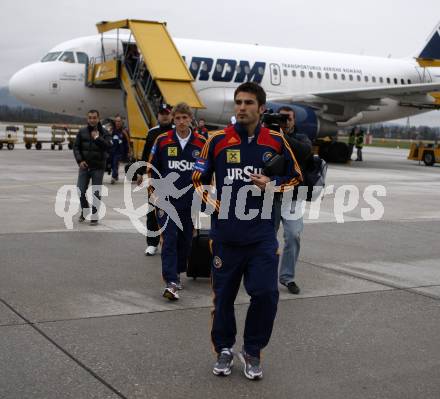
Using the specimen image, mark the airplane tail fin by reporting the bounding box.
[417,21,440,67]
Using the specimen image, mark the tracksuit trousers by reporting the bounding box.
[156,207,193,284]
[211,236,279,358]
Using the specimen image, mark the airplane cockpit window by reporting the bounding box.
[59,51,75,63]
[76,52,89,64]
[41,52,62,62]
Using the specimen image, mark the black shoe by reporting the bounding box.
[286,281,300,295]
[90,220,99,226]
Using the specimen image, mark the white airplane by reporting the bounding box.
[9,20,440,149]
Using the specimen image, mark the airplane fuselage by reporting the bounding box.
[9,34,439,128]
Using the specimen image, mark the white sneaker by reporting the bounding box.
[145,246,158,256]
[163,282,179,301]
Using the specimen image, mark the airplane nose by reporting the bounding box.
[9,64,39,104]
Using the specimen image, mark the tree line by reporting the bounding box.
[366,124,440,141]
[0,105,85,125]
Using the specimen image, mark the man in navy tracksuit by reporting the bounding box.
[192,83,302,380]
[148,102,206,300]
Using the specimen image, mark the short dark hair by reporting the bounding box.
[234,82,266,107]
[88,109,100,117]
[278,106,295,116]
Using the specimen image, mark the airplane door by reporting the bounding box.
[270,63,281,86]
[414,66,433,83]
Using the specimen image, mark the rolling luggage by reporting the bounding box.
[187,229,212,279]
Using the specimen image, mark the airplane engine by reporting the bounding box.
[266,102,349,163]
[266,102,337,140]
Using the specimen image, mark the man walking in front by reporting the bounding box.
[193,83,302,380]
[73,109,112,225]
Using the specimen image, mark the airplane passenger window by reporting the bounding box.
[349,74,353,81]
[408,79,412,84]
[309,71,313,78]
[292,70,296,77]
[364,76,369,82]
[401,78,405,84]
[357,75,361,81]
[372,76,376,83]
[300,71,305,77]
[325,72,330,79]
[41,52,62,62]
[333,73,338,80]
[283,70,288,77]
[341,74,346,80]
[59,52,75,63]
[379,77,384,83]
[317,72,322,79]
[76,52,89,65]
[393,78,398,84]
[386,78,391,84]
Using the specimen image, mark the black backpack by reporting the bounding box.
[303,155,328,201]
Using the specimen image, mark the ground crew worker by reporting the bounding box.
[192,82,302,380]
[148,102,206,300]
[73,109,112,225]
[356,128,364,161]
[348,127,357,160]
[137,104,174,256]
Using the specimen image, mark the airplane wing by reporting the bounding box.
[268,82,440,108]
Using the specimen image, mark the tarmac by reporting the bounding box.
[0,144,439,399]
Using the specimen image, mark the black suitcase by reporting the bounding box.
[187,229,212,279]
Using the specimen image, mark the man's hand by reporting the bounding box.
[79,161,88,169]
[250,173,270,191]
[91,130,99,140]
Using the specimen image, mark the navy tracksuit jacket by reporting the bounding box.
[149,129,206,284]
[192,123,302,357]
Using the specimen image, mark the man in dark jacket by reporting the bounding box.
[273,106,312,294]
[137,103,173,255]
[73,109,112,225]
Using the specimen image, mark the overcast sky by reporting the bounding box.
[2,0,440,125]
